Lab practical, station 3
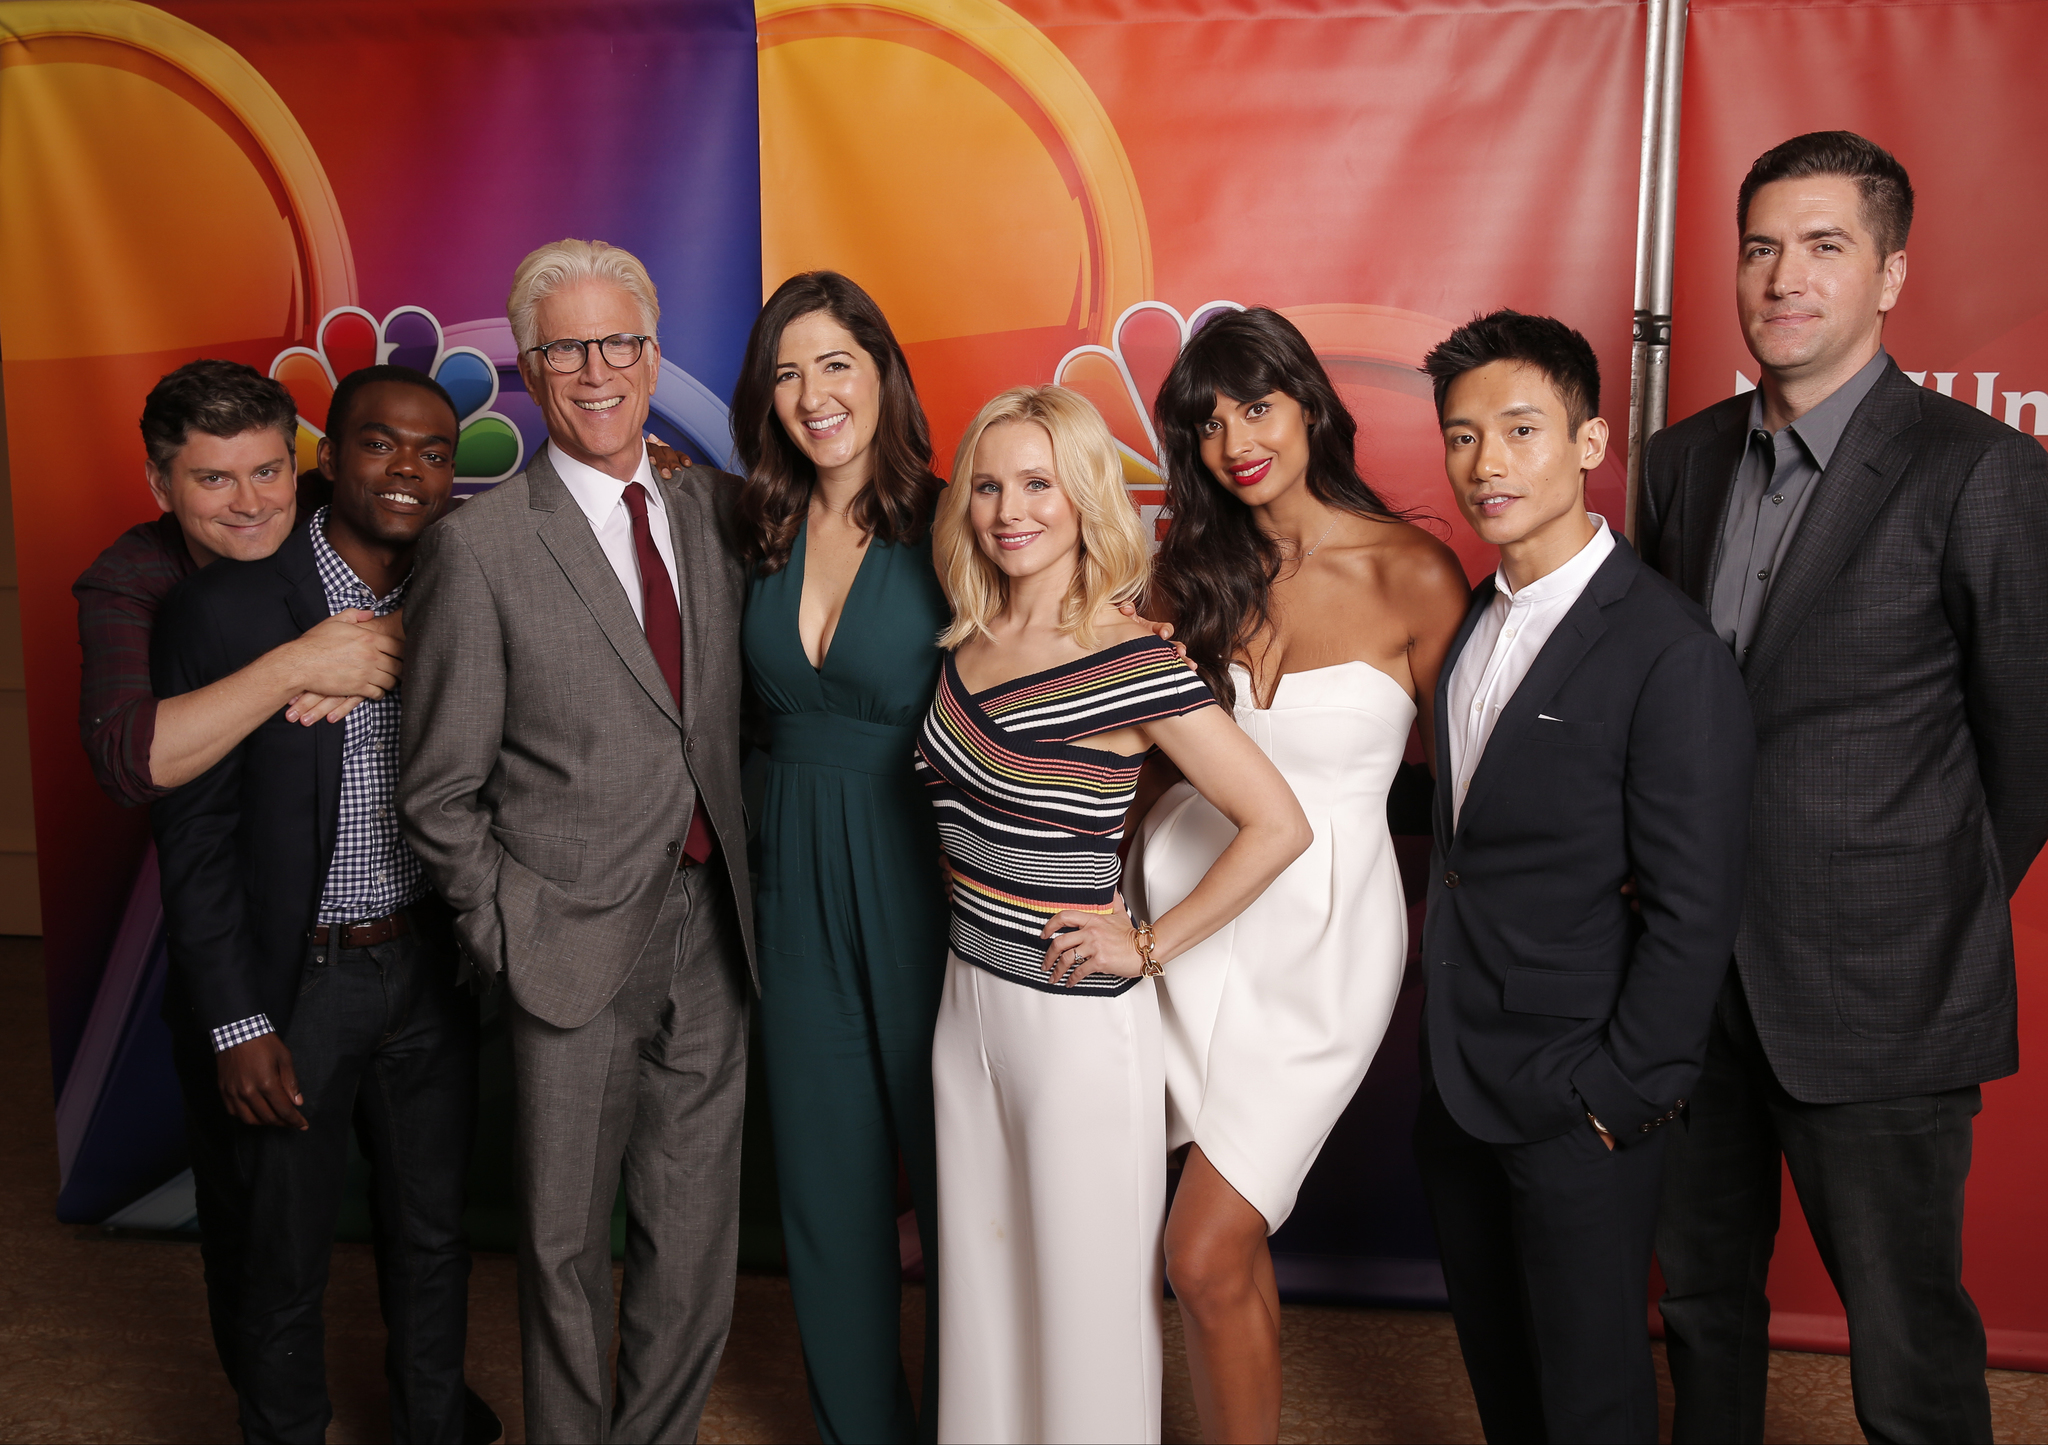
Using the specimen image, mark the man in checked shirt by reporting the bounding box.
[150,365,477,1444]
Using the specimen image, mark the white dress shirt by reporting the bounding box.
[548,441,680,623]
[1446,514,1615,828]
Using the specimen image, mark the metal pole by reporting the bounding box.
[1625,0,1687,539]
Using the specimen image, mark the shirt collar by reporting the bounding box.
[1493,512,1615,605]
[1744,348,1889,472]
[309,506,408,612]
[548,440,658,529]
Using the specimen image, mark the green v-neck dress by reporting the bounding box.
[743,520,951,1445]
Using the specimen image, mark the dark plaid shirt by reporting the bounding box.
[73,514,196,807]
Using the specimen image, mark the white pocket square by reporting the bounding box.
[1538,713,1564,721]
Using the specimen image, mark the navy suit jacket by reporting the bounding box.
[150,518,343,1043]
[1421,534,1754,1145]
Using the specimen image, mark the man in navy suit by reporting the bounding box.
[1414,311,1754,1443]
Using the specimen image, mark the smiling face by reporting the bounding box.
[774,309,882,487]
[147,425,298,566]
[1738,174,1906,385]
[1441,360,1607,567]
[317,379,458,549]
[520,277,659,480]
[1197,390,1313,506]
[969,419,1081,585]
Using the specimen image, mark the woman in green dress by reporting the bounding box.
[730,271,951,1445]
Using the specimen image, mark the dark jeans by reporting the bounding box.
[1416,1084,1669,1445]
[170,1016,254,1390]
[233,923,479,1444]
[1655,974,1989,1445]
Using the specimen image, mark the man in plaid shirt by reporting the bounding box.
[151,365,479,1443]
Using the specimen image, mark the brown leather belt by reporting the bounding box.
[308,910,412,948]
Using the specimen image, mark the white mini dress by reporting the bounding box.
[1131,661,1413,1232]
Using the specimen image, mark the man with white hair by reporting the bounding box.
[399,239,755,1443]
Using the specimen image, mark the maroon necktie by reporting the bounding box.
[622,482,714,865]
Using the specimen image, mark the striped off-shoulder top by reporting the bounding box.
[914,634,1216,995]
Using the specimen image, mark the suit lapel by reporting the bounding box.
[1680,411,1746,607]
[1453,541,1634,844]
[272,522,345,883]
[1434,580,1493,855]
[1738,367,1921,693]
[660,472,710,730]
[528,450,684,730]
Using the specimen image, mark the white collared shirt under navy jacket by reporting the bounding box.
[1446,515,1615,828]
[1422,532,1756,1146]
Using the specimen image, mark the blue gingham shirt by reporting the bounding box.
[210,509,426,1052]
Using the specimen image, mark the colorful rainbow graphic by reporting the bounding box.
[271,307,525,490]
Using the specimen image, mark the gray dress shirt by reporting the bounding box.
[1711,349,1890,660]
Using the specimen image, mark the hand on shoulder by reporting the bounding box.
[1092,606,1159,649]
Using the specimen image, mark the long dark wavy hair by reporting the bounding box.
[1150,307,1403,708]
[730,271,941,572]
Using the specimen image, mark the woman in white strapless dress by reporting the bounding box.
[1136,308,1471,1442]
[1133,657,1414,1224]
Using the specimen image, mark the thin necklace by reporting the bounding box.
[1298,514,1339,559]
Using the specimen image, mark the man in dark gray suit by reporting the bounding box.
[1640,132,2048,1445]
[399,239,754,1444]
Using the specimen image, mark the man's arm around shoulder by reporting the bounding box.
[397,518,510,976]
[1574,624,1755,1141]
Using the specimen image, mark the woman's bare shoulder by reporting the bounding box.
[1362,519,1468,597]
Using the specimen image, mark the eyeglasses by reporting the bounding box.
[527,333,650,374]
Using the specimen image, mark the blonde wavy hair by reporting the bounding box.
[935,385,1149,652]
[507,239,661,354]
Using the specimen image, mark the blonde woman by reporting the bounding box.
[913,387,1310,1444]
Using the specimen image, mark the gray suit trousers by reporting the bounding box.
[507,864,749,1444]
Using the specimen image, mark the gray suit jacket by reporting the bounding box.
[1638,360,2048,1102]
[398,448,756,1029]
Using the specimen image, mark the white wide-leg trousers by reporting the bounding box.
[932,952,1165,1445]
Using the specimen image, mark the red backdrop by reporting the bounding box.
[1670,0,2048,1370]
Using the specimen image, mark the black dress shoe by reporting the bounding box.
[463,1384,504,1445]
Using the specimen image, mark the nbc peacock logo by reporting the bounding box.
[1053,301,1246,541]
[270,307,525,493]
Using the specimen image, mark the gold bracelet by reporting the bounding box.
[1133,921,1162,976]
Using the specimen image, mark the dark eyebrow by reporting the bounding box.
[774,350,853,369]
[1743,224,1854,249]
[361,420,455,448]
[1441,403,1547,429]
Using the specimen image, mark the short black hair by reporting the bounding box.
[1738,131,1914,259]
[1421,310,1601,435]
[139,359,299,473]
[324,363,460,443]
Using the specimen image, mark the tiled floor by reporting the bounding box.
[4,939,2042,1443]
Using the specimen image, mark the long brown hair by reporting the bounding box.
[1149,307,1403,708]
[730,271,941,573]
